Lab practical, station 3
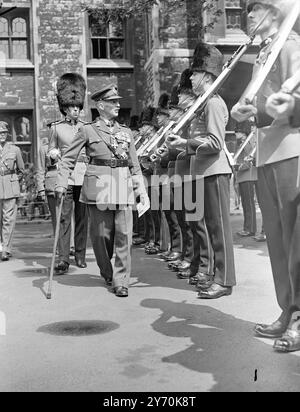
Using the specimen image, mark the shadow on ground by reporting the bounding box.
[141,298,300,392]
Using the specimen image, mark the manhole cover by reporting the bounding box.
[37,320,119,336]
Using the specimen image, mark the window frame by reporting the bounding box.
[89,15,126,60]
[0,7,30,60]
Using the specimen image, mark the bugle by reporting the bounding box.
[238,1,300,105]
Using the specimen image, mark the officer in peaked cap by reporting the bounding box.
[231,0,300,352]
[91,84,123,101]
[0,121,24,261]
[55,83,148,297]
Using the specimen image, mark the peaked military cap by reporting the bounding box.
[91,84,122,101]
[0,121,9,132]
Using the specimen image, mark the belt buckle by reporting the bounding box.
[110,158,117,168]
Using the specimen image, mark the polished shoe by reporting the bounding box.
[75,258,87,268]
[177,268,196,279]
[133,237,147,246]
[198,282,232,299]
[145,242,160,255]
[158,250,171,260]
[273,329,300,352]
[165,251,182,262]
[1,252,9,261]
[177,261,191,272]
[189,272,212,286]
[167,259,182,270]
[253,233,267,242]
[254,311,292,338]
[54,261,69,275]
[114,286,128,297]
[236,230,255,237]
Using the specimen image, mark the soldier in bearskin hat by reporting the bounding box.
[167,43,236,299]
[173,68,213,284]
[231,0,300,352]
[48,72,89,275]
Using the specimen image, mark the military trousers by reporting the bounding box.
[58,185,88,263]
[257,157,300,311]
[46,194,56,235]
[163,186,182,254]
[239,181,257,234]
[190,174,236,287]
[0,197,18,254]
[88,205,133,288]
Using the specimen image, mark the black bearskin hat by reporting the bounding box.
[178,68,193,94]
[141,106,155,126]
[56,72,86,115]
[191,43,223,78]
[156,92,170,115]
[169,86,179,108]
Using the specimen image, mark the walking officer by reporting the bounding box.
[0,121,24,261]
[55,84,147,297]
[231,0,300,352]
[48,73,89,274]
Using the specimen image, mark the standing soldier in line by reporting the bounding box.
[231,0,300,352]
[55,84,147,297]
[167,43,236,299]
[0,121,24,261]
[48,73,89,274]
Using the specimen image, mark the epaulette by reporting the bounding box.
[47,119,64,128]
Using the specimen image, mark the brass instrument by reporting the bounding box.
[238,1,300,105]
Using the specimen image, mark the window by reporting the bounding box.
[0,111,33,163]
[89,15,125,59]
[225,0,243,31]
[0,8,29,59]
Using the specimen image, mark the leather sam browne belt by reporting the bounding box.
[89,158,128,168]
[0,169,15,176]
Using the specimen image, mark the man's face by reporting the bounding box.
[0,131,8,144]
[97,99,120,119]
[65,106,80,120]
[190,71,207,96]
[247,3,274,36]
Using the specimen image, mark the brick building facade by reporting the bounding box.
[0,0,258,166]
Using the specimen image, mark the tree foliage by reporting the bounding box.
[84,0,223,36]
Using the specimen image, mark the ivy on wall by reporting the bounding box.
[83,0,223,37]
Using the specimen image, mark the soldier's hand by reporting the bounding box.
[231,102,257,122]
[266,92,295,119]
[49,148,61,161]
[166,133,186,148]
[55,187,66,201]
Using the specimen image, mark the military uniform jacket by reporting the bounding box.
[48,118,88,186]
[0,142,24,199]
[290,96,300,128]
[235,138,257,184]
[186,94,232,178]
[56,118,145,205]
[254,32,300,167]
[36,143,57,195]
